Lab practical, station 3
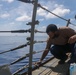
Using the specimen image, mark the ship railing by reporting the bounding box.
[0,37,51,75]
[0,0,76,75]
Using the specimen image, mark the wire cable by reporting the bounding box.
[0,41,46,54]
[38,4,76,26]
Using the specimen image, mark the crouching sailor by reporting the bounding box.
[38,24,76,64]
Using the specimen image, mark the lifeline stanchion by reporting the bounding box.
[28,0,38,75]
[66,19,70,27]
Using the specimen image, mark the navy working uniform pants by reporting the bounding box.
[50,43,76,61]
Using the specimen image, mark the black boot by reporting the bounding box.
[58,56,68,64]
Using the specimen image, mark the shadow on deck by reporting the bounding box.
[32,58,70,75]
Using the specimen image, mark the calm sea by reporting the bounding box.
[0,36,52,73]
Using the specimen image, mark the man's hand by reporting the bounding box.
[33,60,42,68]
[36,60,42,66]
[68,35,76,44]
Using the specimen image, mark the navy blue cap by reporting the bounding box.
[46,24,58,33]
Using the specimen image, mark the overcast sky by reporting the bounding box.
[0,0,76,36]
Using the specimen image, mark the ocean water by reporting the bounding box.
[0,36,52,73]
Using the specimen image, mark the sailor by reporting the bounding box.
[38,24,76,64]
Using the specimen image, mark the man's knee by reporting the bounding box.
[50,49,54,55]
[50,46,58,55]
[50,45,64,56]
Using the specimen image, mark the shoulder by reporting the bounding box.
[59,27,71,30]
[59,27,76,35]
[59,27,75,31]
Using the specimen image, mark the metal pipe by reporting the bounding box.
[28,0,38,75]
[66,19,70,27]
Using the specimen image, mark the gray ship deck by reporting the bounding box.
[32,55,70,75]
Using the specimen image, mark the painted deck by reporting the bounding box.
[32,56,70,75]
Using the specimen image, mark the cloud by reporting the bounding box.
[37,8,46,16]
[0,0,73,36]
[37,4,70,19]
[2,0,14,3]
[70,18,76,23]
[7,0,14,3]
[0,4,3,7]
[0,13,10,18]
[0,4,3,10]
[37,26,46,31]
[39,18,44,21]
[46,5,70,19]
[4,3,33,22]
[37,6,48,16]
[0,22,16,31]
[15,15,31,22]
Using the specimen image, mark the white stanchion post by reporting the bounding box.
[28,0,38,75]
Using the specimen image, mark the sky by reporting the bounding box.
[0,0,76,36]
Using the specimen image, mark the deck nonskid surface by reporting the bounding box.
[32,58,69,75]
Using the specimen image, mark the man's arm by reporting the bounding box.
[40,37,52,62]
